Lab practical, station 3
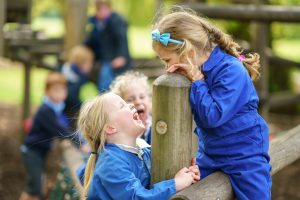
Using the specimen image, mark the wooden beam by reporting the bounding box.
[184,3,300,22]
[0,0,6,57]
[269,91,300,109]
[171,124,300,200]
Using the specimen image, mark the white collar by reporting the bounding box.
[115,143,144,160]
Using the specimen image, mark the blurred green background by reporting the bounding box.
[1,0,300,107]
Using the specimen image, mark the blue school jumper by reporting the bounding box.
[190,46,272,200]
[87,144,176,200]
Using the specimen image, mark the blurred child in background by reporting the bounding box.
[19,72,71,200]
[110,71,152,144]
[60,45,94,121]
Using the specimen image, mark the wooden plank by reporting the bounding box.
[184,3,300,22]
[269,91,300,109]
[171,124,300,200]
[151,73,197,184]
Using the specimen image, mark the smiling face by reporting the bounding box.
[104,93,145,138]
[122,83,150,126]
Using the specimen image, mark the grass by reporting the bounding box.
[0,64,98,106]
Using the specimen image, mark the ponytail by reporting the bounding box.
[77,94,109,199]
[208,25,261,81]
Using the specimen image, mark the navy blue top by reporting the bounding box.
[85,13,131,74]
[24,104,70,153]
[190,46,269,159]
[87,144,176,200]
[61,63,89,115]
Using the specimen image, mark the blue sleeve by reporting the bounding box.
[94,156,176,200]
[36,108,70,138]
[190,63,250,128]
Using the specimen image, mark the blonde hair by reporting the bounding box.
[45,72,67,91]
[77,93,110,198]
[152,8,260,81]
[68,45,94,67]
[110,71,151,98]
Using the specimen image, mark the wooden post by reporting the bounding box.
[23,60,31,120]
[0,0,6,57]
[171,124,300,200]
[251,0,270,119]
[64,0,88,55]
[151,73,196,184]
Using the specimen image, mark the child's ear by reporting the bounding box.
[104,125,117,135]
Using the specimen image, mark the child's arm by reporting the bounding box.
[97,163,176,199]
[93,153,196,200]
[190,63,250,128]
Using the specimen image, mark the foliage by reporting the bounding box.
[31,0,64,18]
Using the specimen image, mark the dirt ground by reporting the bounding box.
[0,104,300,200]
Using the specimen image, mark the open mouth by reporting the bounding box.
[137,108,144,115]
[133,112,140,121]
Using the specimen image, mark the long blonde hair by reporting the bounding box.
[152,8,260,81]
[77,93,110,198]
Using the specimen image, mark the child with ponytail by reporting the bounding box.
[152,8,271,200]
[77,93,200,199]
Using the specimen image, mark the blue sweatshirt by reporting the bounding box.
[87,144,176,200]
[24,99,70,153]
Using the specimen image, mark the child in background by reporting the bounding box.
[60,45,94,120]
[19,72,71,200]
[77,93,200,199]
[152,9,272,200]
[110,71,152,144]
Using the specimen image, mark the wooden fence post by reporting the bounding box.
[251,0,270,120]
[64,0,88,55]
[151,73,197,184]
[0,0,6,57]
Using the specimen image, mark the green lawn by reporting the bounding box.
[0,65,98,106]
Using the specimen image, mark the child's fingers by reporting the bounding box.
[192,174,201,181]
[179,167,190,173]
[166,65,179,73]
[191,157,196,166]
[167,64,188,73]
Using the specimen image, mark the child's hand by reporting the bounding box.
[111,56,126,68]
[174,167,195,192]
[188,158,201,183]
[166,63,204,82]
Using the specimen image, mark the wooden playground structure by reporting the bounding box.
[1,0,300,199]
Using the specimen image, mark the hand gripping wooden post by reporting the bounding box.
[151,73,198,184]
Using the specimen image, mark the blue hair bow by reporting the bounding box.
[152,29,183,46]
